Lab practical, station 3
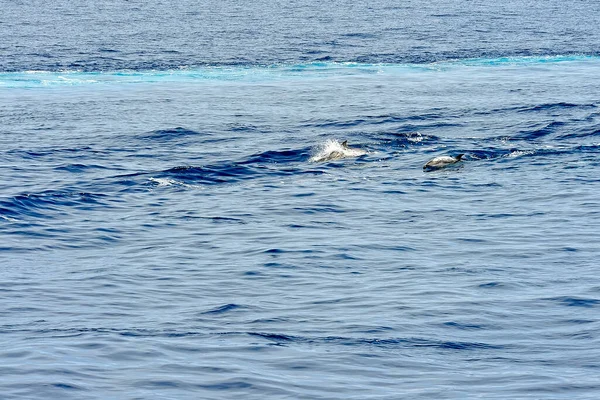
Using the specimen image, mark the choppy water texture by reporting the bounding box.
[2,1,600,399]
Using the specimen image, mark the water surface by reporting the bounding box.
[2,1,600,399]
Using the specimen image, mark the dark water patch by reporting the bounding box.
[517,102,597,113]
[518,382,600,394]
[443,322,486,330]
[249,332,296,342]
[149,150,320,186]
[478,282,506,288]
[247,332,501,350]
[264,248,285,255]
[160,164,256,185]
[563,319,597,325]
[8,146,95,159]
[202,304,245,315]
[575,144,600,154]
[329,336,501,350]
[137,127,206,142]
[293,205,346,214]
[480,213,513,219]
[545,297,600,308]
[208,216,247,224]
[262,248,318,258]
[510,121,567,141]
[0,191,109,219]
[0,350,32,358]
[174,213,247,224]
[340,32,378,39]
[262,262,294,269]
[562,247,578,252]
[242,147,312,164]
[557,126,600,140]
[467,211,545,220]
[52,383,83,390]
[54,163,108,173]
[335,252,361,260]
[0,327,165,337]
[196,381,253,391]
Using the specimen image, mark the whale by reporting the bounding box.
[423,154,465,171]
[309,139,367,162]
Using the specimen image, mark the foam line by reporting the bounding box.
[1,55,598,88]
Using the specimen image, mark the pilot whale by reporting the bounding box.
[423,154,465,171]
[309,139,367,162]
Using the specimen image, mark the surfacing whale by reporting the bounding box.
[423,154,465,172]
[309,139,367,162]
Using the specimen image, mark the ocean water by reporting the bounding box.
[2,1,600,399]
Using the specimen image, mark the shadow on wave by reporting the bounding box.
[241,147,313,164]
[556,125,600,140]
[247,332,503,350]
[136,127,208,142]
[0,326,501,351]
[507,121,567,141]
[515,102,597,113]
[0,190,109,220]
[304,112,454,129]
[7,146,97,160]
[146,146,319,187]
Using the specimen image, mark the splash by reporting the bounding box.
[148,177,200,189]
[406,132,425,143]
[506,149,536,158]
[309,139,367,162]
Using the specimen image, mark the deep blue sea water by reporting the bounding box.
[2,1,600,399]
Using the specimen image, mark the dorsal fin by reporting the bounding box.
[341,140,348,148]
[455,154,465,161]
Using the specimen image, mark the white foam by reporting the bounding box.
[309,139,367,162]
[57,76,98,85]
[149,177,200,188]
[506,150,535,158]
[406,132,424,143]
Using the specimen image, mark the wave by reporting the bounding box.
[1,55,598,88]
[0,190,109,220]
[136,127,209,142]
[0,325,501,350]
[142,146,317,188]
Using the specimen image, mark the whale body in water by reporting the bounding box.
[423,154,465,171]
[309,140,367,162]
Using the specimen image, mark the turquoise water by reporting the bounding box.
[1,56,598,88]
